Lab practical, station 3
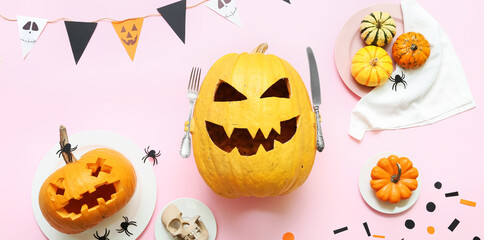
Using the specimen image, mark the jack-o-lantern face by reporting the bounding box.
[191,43,316,198]
[112,18,144,61]
[39,148,137,234]
[120,24,139,46]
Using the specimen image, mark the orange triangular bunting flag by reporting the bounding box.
[112,18,144,61]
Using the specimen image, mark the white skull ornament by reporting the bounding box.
[162,204,209,240]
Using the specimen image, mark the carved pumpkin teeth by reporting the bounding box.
[247,127,259,139]
[61,183,117,215]
[206,116,299,156]
[224,124,236,138]
[261,125,276,138]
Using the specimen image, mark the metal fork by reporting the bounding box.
[180,67,201,158]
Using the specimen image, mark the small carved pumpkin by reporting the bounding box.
[191,43,316,198]
[370,155,418,203]
[392,32,431,69]
[39,142,137,234]
[351,46,393,87]
[360,11,396,47]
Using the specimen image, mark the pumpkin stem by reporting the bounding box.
[410,44,418,51]
[251,43,268,54]
[376,20,383,29]
[59,125,78,164]
[370,58,379,67]
[391,162,402,183]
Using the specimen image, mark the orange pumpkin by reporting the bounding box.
[392,32,431,69]
[39,128,137,234]
[370,155,418,203]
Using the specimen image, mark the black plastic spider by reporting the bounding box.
[56,143,78,163]
[117,216,137,236]
[142,146,161,166]
[389,71,407,91]
[93,229,110,240]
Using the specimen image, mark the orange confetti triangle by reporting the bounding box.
[373,235,385,238]
[283,232,294,240]
[112,18,144,61]
[460,199,477,207]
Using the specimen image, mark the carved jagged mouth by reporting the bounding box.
[206,116,298,156]
[62,183,117,215]
[122,36,138,46]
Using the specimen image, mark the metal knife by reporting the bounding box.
[306,47,325,152]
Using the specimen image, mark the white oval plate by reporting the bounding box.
[31,130,157,239]
[359,152,421,214]
[155,198,217,240]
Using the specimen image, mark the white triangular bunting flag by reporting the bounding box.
[17,16,48,58]
[206,0,242,27]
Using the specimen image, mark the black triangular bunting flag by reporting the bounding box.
[157,0,186,44]
[283,0,291,3]
[64,21,97,64]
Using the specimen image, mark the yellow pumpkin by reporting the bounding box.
[39,148,137,234]
[351,45,393,87]
[191,43,316,198]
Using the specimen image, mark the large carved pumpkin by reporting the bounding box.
[191,43,316,198]
[38,147,137,234]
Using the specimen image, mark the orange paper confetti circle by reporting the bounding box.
[427,226,435,234]
[283,232,295,240]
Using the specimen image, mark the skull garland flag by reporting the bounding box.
[206,0,242,27]
[112,18,144,61]
[16,16,48,58]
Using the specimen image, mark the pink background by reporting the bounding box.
[0,0,483,239]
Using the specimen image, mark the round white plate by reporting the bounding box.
[32,130,157,239]
[155,198,217,240]
[359,152,421,214]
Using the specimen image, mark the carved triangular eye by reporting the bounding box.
[132,24,138,31]
[214,81,247,102]
[121,26,126,33]
[261,78,290,98]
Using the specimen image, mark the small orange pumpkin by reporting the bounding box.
[370,155,418,203]
[38,127,137,234]
[392,32,431,69]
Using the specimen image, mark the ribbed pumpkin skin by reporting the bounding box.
[360,11,396,47]
[351,46,393,87]
[370,155,419,203]
[392,32,431,69]
[192,49,316,198]
[39,148,137,234]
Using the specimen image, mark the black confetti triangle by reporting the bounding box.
[283,0,291,3]
[157,0,186,43]
[64,21,97,64]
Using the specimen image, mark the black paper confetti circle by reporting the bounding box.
[405,219,415,229]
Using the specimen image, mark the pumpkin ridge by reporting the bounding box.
[370,29,380,46]
[369,12,379,23]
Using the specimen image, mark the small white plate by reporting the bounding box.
[155,198,217,240]
[359,152,421,214]
[31,130,157,239]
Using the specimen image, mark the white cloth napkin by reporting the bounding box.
[348,0,476,141]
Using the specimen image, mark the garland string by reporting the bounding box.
[0,0,210,23]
